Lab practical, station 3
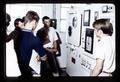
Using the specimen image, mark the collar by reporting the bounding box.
[22,28,32,32]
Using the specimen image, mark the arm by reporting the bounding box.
[90,58,104,76]
[53,40,58,52]
[34,38,47,61]
[36,54,41,62]
[6,30,17,42]
[45,28,58,53]
[45,40,58,53]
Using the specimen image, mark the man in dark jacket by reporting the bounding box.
[19,11,47,78]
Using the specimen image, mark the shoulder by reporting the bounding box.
[37,27,44,34]
[37,27,44,32]
[49,27,55,30]
[10,29,20,36]
[32,36,40,45]
[101,36,112,46]
[49,27,56,32]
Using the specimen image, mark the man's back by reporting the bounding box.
[20,30,45,64]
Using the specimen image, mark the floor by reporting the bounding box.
[32,68,69,77]
[59,68,69,77]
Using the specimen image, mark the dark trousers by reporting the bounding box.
[15,49,33,78]
[40,51,61,77]
[40,60,53,77]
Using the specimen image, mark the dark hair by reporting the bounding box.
[93,19,113,36]
[24,10,39,24]
[6,13,11,27]
[42,16,50,22]
[37,28,48,44]
[14,18,23,28]
[22,16,25,22]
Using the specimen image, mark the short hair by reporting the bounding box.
[93,19,113,36]
[6,13,11,27]
[24,10,39,24]
[42,16,50,22]
[22,16,25,22]
[14,18,23,28]
[37,28,48,44]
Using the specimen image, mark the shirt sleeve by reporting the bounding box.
[94,41,105,60]
[53,28,58,41]
[33,38,46,57]
[6,30,18,42]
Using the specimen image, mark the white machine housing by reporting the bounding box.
[66,4,115,76]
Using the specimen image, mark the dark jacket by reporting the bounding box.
[6,27,22,50]
[20,31,46,64]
